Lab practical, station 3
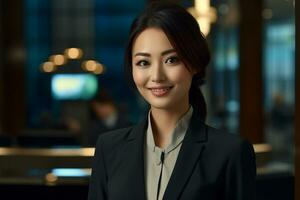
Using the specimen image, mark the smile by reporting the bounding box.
[148,86,173,97]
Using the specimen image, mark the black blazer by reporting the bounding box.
[88,111,256,200]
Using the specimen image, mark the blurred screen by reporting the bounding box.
[51,74,98,100]
[52,168,91,177]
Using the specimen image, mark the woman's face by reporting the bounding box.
[132,28,195,111]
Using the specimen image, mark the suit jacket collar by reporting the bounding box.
[119,116,147,199]
[163,110,207,200]
[123,110,207,200]
[127,114,148,141]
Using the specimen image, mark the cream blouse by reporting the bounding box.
[144,107,193,200]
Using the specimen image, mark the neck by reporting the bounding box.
[150,103,190,148]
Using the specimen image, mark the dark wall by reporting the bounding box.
[0,0,26,136]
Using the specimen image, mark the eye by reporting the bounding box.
[135,60,150,67]
[165,56,180,65]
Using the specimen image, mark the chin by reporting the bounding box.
[147,99,176,110]
[141,91,188,111]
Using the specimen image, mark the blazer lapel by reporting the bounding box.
[163,111,207,200]
[120,117,148,200]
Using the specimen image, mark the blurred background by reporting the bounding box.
[0,0,297,199]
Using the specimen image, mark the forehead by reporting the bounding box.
[132,28,175,54]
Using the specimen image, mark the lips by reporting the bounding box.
[148,86,173,97]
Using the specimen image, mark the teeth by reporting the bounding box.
[151,88,169,92]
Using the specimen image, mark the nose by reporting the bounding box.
[151,62,166,82]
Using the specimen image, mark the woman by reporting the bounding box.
[88,3,256,200]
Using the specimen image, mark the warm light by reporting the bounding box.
[82,60,105,74]
[195,0,210,14]
[196,18,210,37]
[93,63,105,74]
[45,173,57,184]
[65,48,83,59]
[50,54,66,66]
[188,0,217,36]
[83,60,98,72]
[41,61,55,73]
[253,143,272,153]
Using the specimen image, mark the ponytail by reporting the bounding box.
[189,74,206,121]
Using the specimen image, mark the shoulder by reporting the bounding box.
[206,125,244,144]
[95,126,134,150]
[198,125,256,177]
[204,124,255,157]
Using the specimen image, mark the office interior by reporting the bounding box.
[0,0,298,199]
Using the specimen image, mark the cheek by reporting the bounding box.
[132,68,145,87]
[169,68,193,86]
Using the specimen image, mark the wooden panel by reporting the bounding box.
[0,147,94,172]
[0,0,25,135]
[295,0,299,199]
[0,1,3,132]
[239,0,264,143]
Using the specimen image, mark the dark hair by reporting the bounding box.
[124,2,210,120]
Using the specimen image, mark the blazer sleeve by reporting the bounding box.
[88,136,108,200]
[225,139,257,200]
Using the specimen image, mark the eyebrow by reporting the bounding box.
[134,49,176,57]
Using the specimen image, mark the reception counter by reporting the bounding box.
[0,144,294,200]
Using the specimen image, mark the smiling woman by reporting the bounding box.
[132,28,195,113]
[88,2,256,200]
